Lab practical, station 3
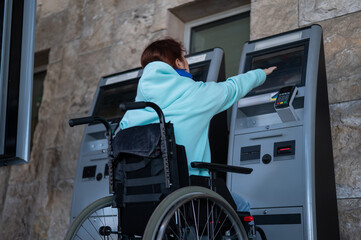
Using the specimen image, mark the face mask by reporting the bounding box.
[175,69,193,79]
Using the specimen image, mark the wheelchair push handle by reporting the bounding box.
[68,116,96,127]
[119,101,166,124]
[119,102,148,111]
[68,116,113,138]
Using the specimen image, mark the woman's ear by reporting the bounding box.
[175,58,185,69]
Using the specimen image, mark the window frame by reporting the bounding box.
[183,5,251,52]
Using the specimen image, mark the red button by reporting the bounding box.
[243,216,254,222]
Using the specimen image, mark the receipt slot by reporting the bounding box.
[227,25,339,239]
[70,48,228,221]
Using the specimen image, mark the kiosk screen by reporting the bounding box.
[246,44,307,96]
[92,79,139,121]
[190,61,210,82]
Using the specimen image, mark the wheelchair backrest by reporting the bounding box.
[111,122,188,235]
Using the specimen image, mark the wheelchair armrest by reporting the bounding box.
[191,162,253,174]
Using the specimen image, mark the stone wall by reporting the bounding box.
[0,0,194,239]
[0,0,359,239]
[251,0,361,239]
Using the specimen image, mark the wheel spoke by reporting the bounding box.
[213,211,229,239]
[191,200,200,239]
[200,200,216,238]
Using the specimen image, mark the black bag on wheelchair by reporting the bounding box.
[112,122,189,236]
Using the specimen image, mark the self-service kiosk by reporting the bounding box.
[70,48,228,221]
[227,25,339,239]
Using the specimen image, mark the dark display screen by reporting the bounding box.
[245,44,307,96]
[92,61,211,122]
[92,79,139,122]
[189,61,210,82]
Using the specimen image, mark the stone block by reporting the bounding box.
[0,168,10,215]
[47,179,74,240]
[117,0,152,12]
[40,62,61,111]
[58,115,85,180]
[153,0,195,33]
[48,45,64,64]
[68,47,113,112]
[154,0,195,32]
[55,40,80,99]
[250,0,299,40]
[153,0,169,32]
[64,0,84,42]
[299,0,361,25]
[31,179,74,240]
[330,100,361,198]
[79,0,117,53]
[76,48,112,85]
[37,0,71,18]
[113,4,155,43]
[319,11,361,104]
[337,198,361,240]
[35,10,68,52]
[8,149,41,184]
[111,4,161,71]
[110,38,148,71]
[0,182,39,239]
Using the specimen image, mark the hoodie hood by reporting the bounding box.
[136,61,196,109]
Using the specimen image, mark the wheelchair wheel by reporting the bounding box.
[143,186,248,240]
[64,196,120,240]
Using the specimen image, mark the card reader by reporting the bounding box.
[275,86,298,122]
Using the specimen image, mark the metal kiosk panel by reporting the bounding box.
[227,25,339,240]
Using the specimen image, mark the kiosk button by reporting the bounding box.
[96,173,103,181]
[262,154,272,164]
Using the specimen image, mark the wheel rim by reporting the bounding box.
[67,198,120,240]
[156,194,244,240]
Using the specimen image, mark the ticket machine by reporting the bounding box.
[227,25,339,239]
[70,48,227,221]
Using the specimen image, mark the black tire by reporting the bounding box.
[64,196,120,240]
[143,186,248,240]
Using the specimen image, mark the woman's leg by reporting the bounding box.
[230,192,250,212]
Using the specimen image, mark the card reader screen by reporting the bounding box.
[246,44,307,96]
[275,86,296,108]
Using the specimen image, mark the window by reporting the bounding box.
[0,0,36,165]
[31,49,49,150]
[185,6,250,77]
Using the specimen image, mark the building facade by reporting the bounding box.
[0,0,360,239]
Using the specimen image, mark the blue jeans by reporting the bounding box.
[230,192,250,212]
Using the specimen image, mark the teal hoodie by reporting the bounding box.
[119,61,266,176]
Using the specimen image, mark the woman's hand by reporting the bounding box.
[263,66,277,76]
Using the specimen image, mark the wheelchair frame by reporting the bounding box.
[65,102,265,240]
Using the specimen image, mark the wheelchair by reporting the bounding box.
[65,102,267,240]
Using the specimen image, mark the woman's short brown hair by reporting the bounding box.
[140,38,185,68]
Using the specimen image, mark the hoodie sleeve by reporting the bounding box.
[218,69,266,112]
[195,69,266,114]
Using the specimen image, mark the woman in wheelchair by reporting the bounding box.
[115,38,275,238]
[66,38,275,240]
[117,38,276,209]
